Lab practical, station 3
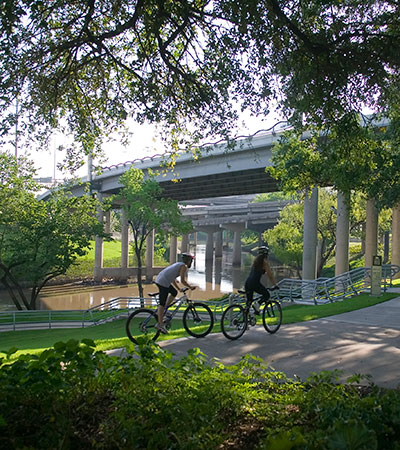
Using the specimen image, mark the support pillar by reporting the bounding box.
[221,223,245,267]
[215,231,223,258]
[146,230,154,282]
[181,233,189,254]
[302,187,318,280]
[169,235,178,264]
[365,198,379,268]
[335,191,350,276]
[196,225,220,262]
[391,203,400,274]
[205,231,214,262]
[94,193,104,283]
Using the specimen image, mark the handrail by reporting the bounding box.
[1,264,399,330]
[271,264,400,305]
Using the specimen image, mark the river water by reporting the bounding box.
[0,245,288,311]
[0,244,253,311]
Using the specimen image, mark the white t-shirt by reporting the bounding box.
[155,262,185,288]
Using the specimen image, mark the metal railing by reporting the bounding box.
[270,264,400,305]
[1,264,399,330]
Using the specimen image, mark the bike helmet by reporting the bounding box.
[181,253,195,263]
[258,246,270,256]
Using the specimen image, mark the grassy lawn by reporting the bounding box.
[1,291,398,358]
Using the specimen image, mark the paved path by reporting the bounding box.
[108,294,400,388]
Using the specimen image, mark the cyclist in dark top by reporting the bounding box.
[245,246,279,314]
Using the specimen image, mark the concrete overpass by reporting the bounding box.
[39,118,400,283]
[48,131,282,201]
[181,198,290,231]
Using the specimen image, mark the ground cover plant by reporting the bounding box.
[0,338,399,450]
[0,292,397,358]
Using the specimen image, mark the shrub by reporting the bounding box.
[1,340,400,449]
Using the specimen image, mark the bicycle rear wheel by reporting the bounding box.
[221,304,247,340]
[262,300,282,334]
[126,308,160,344]
[183,302,214,338]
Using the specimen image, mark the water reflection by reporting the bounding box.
[0,245,255,311]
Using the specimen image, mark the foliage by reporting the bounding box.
[264,200,304,277]
[1,339,400,449]
[269,116,400,208]
[264,188,392,277]
[114,167,192,297]
[0,153,104,309]
[253,191,294,202]
[2,1,400,169]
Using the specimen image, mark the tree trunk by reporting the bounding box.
[136,249,144,307]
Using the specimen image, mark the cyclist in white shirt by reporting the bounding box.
[155,253,196,334]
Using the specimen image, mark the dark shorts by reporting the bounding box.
[244,281,270,305]
[156,283,178,306]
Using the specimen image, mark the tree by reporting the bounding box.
[2,1,400,169]
[268,114,400,210]
[115,167,192,299]
[263,189,390,278]
[0,152,104,310]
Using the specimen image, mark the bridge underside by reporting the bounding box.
[159,167,279,201]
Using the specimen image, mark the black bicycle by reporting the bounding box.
[126,287,214,344]
[220,288,282,340]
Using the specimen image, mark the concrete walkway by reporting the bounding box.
[108,294,400,389]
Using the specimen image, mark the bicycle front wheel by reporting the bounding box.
[183,302,214,338]
[221,304,247,340]
[262,300,282,334]
[126,308,160,344]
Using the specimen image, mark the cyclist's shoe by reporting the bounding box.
[155,323,169,334]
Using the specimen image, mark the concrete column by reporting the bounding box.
[205,231,214,262]
[302,187,318,280]
[391,203,400,271]
[233,229,242,266]
[169,235,178,264]
[181,233,189,254]
[335,191,350,276]
[365,198,379,268]
[146,230,154,282]
[215,231,223,258]
[121,209,129,270]
[94,193,104,283]
[196,225,220,262]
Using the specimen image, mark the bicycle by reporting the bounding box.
[126,287,214,344]
[220,287,282,340]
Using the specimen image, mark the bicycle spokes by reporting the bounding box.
[183,302,214,338]
[221,304,247,340]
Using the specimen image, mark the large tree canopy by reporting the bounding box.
[1,0,399,168]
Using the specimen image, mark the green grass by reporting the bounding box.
[281,292,398,323]
[1,292,398,358]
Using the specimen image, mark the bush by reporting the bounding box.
[1,340,400,449]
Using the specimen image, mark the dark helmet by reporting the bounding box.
[181,253,194,263]
[258,246,270,256]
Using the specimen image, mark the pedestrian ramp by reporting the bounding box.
[272,264,400,305]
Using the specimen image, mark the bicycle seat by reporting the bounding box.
[149,292,159,297]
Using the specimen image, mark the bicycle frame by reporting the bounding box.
[162,291,191,326]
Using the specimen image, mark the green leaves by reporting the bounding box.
[0,153,104,309]
[1,339,400,448]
